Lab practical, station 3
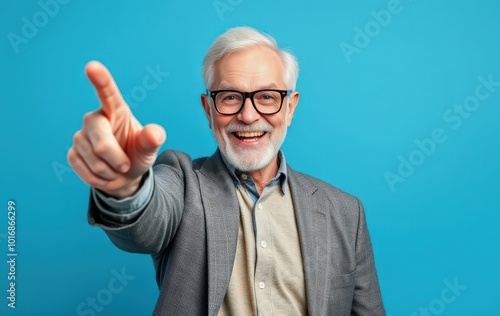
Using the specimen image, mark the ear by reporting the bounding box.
[201,94,212,128]
[285,91,299,127]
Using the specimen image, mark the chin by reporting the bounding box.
[224,145,276,172]
[212,127,285,172]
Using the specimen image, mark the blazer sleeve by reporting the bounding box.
[87,150,192,256]
[351,199,386,315]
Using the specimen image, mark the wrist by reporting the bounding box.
[106,176,144,199]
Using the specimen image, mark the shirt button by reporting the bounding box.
[241,174,248,180]
[257,203,263,210]
[259,282,265,289]
[261,241,267,248]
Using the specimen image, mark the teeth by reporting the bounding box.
[235,131,264,138]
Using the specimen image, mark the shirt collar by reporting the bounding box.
[221,150,288,195]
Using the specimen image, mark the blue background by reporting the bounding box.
[1,0,499,315]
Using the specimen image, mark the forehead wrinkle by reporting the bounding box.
[218,80,279,91]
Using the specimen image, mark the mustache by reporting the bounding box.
[225,122,273,133]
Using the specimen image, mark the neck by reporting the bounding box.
[249,156,279,194]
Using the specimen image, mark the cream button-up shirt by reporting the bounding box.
[218,153,307,316]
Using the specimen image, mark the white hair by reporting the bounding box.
[202,26,299,90]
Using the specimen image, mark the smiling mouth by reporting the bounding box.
[233,131,266,142]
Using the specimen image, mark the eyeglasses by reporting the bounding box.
[207,89,292,115]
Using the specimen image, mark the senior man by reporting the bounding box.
[68,26,385,315]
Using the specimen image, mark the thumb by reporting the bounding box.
[137,123,166,156]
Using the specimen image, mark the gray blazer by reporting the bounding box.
[88,150,385,316]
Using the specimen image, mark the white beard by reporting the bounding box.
[210,108,288,172]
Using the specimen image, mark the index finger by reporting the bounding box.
[85,61,126,118]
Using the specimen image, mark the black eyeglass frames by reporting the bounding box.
[207,89,292,115]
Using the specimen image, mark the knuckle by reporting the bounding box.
[88,128,103,143]
[76,140,92,157]
[73,130,82,143]
[83,111,96,125]
[67,148,78,166]
[91,161,108,175]
[93,141,110,156]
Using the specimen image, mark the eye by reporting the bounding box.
[218,92,242,104]
[224,94,240,101]
[255,91,280,103]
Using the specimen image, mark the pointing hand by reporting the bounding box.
[67,61,166,198]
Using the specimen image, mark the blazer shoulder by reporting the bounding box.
[288,168,359,202]
[289,167,361,209]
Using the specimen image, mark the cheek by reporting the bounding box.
[212,116,232,133]
[268,115,287,129]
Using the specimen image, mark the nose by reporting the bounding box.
[237,97,261,124]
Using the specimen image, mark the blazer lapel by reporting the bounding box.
[196,151,240,316]
[288,168,328,316]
